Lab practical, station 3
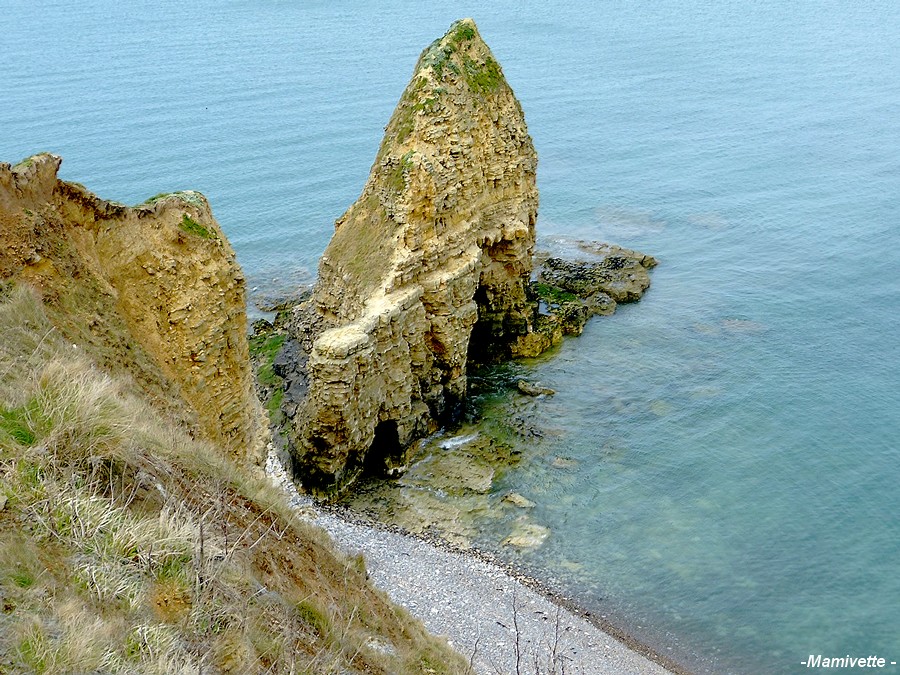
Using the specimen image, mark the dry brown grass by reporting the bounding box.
[0,284,467,674]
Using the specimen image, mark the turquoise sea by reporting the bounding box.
[3,2,899,673]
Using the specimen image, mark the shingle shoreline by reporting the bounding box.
[267,450,685,675]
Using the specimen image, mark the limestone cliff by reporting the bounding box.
[286,19,540,493]
[0,153,266,463]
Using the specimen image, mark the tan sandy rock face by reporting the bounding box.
[287,19,541,494]
[0,153,266,464]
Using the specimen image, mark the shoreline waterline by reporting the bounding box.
[265,449,688,674]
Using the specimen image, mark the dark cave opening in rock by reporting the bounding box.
[467,284,499,364]
[467,279,535,366]
[364,420,403,477]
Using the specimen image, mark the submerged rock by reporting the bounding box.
[502,492,536,509]
[552,456,579,470]
[407,452,495,495]
[503,520,551,549]
[337,428,523,546]
[516,379,556,397]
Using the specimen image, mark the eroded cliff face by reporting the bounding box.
[287,19,540,493]
[0,153,266,464]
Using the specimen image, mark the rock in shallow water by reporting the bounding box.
[516,379,556,397]
[502,492,536,509]
[261,21,657,499]
[405,452,495,495]
[530,242,656,337]
[281,19,540,495]
[503,520,551,549]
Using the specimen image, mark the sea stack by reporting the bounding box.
[286,19,540,494]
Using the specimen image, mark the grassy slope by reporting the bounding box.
[0,284,467,675]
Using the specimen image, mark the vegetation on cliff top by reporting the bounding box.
[0,284,467,674]
[178,213,215,240]
[385,19,505,151]
[424,19,504,94]
[352,18,512,302]
[139,191,206,209]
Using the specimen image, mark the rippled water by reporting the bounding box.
[4,1,900,672]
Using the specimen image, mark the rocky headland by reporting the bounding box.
[0,155,472,674]
[0,154,267,463]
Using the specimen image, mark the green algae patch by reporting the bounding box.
[179,214,213,239]
[249,330,286,424]
[533,282,578,306]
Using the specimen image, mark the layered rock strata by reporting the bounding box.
[0,154,266,463]
[285,19,540,493]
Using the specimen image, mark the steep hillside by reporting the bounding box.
[0,154,264,464]
[0,160,468,674]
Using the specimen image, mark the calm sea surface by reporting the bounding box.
[3,1,899,672]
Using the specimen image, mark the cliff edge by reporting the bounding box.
[284,19,540,493]
[0,154,266,463]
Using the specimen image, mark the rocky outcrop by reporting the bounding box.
[284,19,540,494]
[270,20,659,496]
[522,242,658,353]
[516,380,555,397]
[0,153,266,464]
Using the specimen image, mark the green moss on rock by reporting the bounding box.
[450,22,476,45]
[533,282,578,305]
[463,56,503,95]
[249,332,286,386]
[179,214,213,239]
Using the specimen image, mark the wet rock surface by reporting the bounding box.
[503,520,552,549]
[337,429,525,550]
[502,492,536,509]
[531,242,658,340]
[271,337,308,416]
[517,379,556,397]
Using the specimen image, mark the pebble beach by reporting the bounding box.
[266,450,679,675]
